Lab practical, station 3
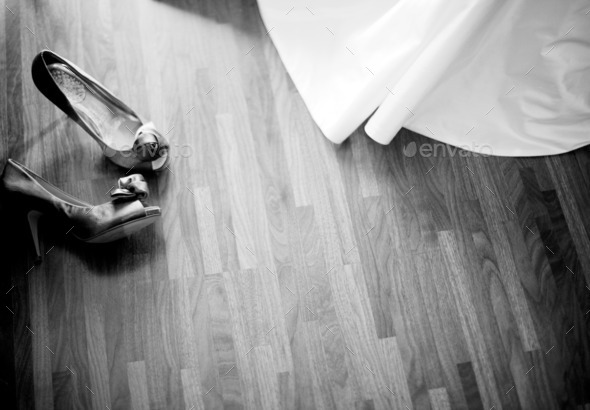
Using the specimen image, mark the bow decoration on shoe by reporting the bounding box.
[132,122,169,163]
[110,174,149,201]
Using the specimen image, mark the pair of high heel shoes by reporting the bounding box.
[1,50,170,263]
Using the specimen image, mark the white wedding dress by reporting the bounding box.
[257,0,590,156]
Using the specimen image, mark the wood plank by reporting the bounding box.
[252,345,280,410]
[195,187,223,275]
[428,387,452,410]
[205,274,243,409]
[438,231,502,410]
[180,367,205,410]
[127,361,150,410]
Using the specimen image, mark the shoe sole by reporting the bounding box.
[75,214,160,244]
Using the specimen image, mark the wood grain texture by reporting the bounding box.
[428,388,451,410]
[2,0,590,409]
[128,361,150,410]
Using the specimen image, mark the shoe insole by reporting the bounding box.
[49,64,142,150]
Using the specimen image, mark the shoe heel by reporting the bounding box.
[27,210,43,265]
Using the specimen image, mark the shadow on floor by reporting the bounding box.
[154,0,263,35]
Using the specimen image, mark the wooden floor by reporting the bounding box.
[2,0,590,409]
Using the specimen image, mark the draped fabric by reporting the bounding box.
[257,0,590,156]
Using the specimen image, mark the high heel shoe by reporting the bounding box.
[1,159,161,263]
[31,50,170,172]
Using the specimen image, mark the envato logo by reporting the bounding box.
[403,141,493,158]
[102,143,194,159]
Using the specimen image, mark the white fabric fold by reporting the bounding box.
[257,0,590,156]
